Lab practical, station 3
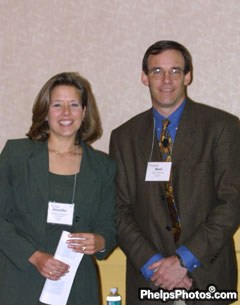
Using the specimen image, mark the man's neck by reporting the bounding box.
[153,99,186,117]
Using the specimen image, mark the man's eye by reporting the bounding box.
[154,68,162,74]
[172,68,181,74]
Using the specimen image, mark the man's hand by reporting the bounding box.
[149,255,191,290]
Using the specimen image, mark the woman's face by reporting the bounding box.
[46,85,86,142]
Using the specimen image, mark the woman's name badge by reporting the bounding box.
[47,201,75,226]
[145,162,172,181]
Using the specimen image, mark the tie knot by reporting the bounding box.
[162,119,170,130]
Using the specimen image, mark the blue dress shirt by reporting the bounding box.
[153,99,186,142]
[140,100,201,281]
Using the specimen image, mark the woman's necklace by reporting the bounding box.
[49,146,79,158]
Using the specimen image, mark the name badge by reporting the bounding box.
[47,201,75,226]
[145,162,172,181]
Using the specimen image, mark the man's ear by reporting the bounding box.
[184,71,192,86]
[141,71,149,87]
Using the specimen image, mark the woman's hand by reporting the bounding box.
[67,233,105,255]
[28,251,70,280]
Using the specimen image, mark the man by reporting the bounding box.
[109,40,240,305]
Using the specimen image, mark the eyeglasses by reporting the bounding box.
[148,67,185,80]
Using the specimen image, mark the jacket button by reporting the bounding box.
[75,216,80,222]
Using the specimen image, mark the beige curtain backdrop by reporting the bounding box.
[0,0,239,304]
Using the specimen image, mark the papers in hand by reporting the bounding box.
[39,230,84,305]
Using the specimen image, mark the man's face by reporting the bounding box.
[141,49,191,116]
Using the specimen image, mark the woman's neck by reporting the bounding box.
[47,137,78,155]
[48,137,82,175]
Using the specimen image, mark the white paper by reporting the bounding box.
[39,230,84,305]
[145,162,172,181]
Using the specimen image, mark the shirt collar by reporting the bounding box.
[152,99,187,141]
[153,99,186,127]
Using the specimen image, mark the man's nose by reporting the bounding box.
[162,71,172,82]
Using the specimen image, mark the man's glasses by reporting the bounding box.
[148,67,185,80]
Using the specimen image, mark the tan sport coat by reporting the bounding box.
[110,99,240,305]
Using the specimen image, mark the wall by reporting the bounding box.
[0,1,239,304]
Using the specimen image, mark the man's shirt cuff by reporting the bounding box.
[176,245,201,272]
[140,253,163,281]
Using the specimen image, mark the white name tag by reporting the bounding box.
[47,201,75,226]
[145,162,172,181]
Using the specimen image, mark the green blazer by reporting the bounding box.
[110,99,240,305]
[0,139,116,305]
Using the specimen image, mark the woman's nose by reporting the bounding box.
[62,104,71,114]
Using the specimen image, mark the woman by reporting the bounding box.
[0,72,116,305]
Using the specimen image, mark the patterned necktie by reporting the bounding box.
[159,119,181,243]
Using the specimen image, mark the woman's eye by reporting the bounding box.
[52,103,61,107]
[70,102,81,108]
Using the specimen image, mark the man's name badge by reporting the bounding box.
[47,201,75,226]
[145,162,172,181]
